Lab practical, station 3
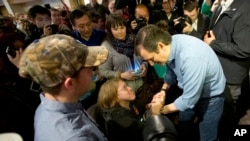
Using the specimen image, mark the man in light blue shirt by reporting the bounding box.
[135,25,226,141]
[18,35,108,141]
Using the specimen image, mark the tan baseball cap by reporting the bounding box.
[19,34,108,87]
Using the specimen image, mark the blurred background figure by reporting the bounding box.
[108,0,123,15]
[87,0,109,18]
[173,0,210,39]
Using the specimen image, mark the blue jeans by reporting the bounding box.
[179,96,224,141]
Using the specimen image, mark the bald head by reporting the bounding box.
[135,4,149,23]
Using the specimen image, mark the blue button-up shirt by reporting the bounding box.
[164,34,226,111]
[34,94,107,141]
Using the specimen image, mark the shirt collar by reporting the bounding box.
[192,18,198,30]
[221,0,234,11]
[167,40,176,63]
[40,94,83,113]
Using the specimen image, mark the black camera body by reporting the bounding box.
[6,46,16,58]
[173,15,192,34]
[136,17,147,29]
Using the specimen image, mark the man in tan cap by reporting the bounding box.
[18,34,108,141]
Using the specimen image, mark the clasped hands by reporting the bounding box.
[147,91,166,115]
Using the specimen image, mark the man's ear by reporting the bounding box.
[157,42,166,52]
[64,78,74,90]
[157,42,170,54]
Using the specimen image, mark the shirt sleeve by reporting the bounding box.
[174,58,207,111]
[201,2,212,18]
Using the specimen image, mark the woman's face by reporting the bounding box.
[117,81,135,101]
[111,25,126,41]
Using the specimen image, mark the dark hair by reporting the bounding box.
[77,5,91,11]
[183,0,199,12]
[91,12,103,23]
[69,8,92,26]
[155,20,169,32]
[28,5,51,19]
[134,25,172,55]
[61,10,68,17]
[105,13,128,42]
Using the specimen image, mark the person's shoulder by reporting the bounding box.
[93,29,106,40]
[172,34,206,48]
[200,13,209,20]
[93,29,105,35]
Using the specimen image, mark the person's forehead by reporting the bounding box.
[51,10,60,15]
[118,81,127,89]
[137,45,151,58]
[35,14,50,19]
[111,24,125,28]
[75,15,91,23]
[162,0,174,3]
[136,8,148,15]
[109,2,115,7]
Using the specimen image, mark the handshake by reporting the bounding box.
[147,91,166,115]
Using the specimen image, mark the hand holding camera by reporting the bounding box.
[182,21,193,34]
[131,17,147,30]
[173,15,192,34]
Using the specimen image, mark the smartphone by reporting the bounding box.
[132,70,141,76]
[6,46,16,58]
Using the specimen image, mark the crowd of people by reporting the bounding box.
[0,0,250,141]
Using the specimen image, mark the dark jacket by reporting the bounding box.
[159,10,182,35]
[102,107,144,141]
[189,13,210,39]
[209,0,250,84]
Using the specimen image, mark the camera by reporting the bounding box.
[6,46,16,58]
[173,15,192,34]
[136,17,147,29]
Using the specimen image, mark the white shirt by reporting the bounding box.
[192,19,198,31]
[220,0,234,14]
[215,0,234,23]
